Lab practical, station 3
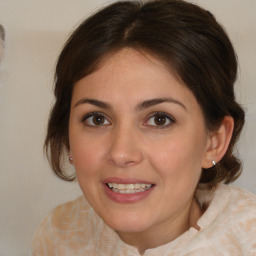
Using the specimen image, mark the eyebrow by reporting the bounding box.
[74,99,111,109]
[74,97,187,111]
[136,98,187,111]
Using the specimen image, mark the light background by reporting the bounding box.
[0,0,255,255]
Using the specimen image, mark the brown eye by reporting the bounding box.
[145,112,175,127]
[154,115,167,126]
[93,115,105,125]
[82,113,110,127]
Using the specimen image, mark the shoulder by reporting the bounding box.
[221,185,256,232]
[31,195,97,255]
[39,195,94,231]
[217,184,256,215]
[209,184,256,228]
[48,195,94,229]
[197,184,256,221]
[197,184,256,255]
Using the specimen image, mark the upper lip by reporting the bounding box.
[102,177,154,184]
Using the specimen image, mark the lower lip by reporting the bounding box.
[103,184,155,203]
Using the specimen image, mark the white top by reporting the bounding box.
[31,184,256,255]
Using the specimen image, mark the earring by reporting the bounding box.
[212,160,216,166]
[68,156,73,162]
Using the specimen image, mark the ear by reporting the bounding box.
[202,116,234,168]
[68,153,74,165]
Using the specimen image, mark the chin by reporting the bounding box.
[102,209,153,233]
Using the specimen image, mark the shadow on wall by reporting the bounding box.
[0,24,5,63]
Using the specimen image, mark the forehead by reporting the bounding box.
[98,48,178,79]
[75,48,180,90]
[72,48,198,110]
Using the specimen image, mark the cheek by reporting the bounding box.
[147,134,206,206]
[70,136,105,178]
[71,140,105,202]
[148,130,207,179]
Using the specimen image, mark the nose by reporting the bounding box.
[107,125,143,168]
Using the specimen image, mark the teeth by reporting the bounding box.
[126,184,134,189]
[107,183,152,194]
[134,184,140,189]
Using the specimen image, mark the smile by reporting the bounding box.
[103,178,155,203]
[107,183,152,194]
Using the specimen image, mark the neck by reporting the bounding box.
[117,197,202,255]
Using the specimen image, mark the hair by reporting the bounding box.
[0,24,5,41]
[0,25,5,63]
[45,0,245,189]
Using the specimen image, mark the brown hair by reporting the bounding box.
[0,24,5,41]
[45,0,245,188]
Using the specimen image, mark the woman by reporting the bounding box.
[32,0,256,255]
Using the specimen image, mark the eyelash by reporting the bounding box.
[81,111,175,128]
[145,112,175,128]
[81,112,111,127]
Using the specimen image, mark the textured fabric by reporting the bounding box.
[31,184,256,255]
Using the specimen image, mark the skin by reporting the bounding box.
[68,48,231,253]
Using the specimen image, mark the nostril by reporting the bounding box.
[108,154,142,168]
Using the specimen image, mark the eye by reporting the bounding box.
[82,112,110,127]
[145,112,175,127]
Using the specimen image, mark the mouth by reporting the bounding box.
[107,183,153,194]
[103,178,155,203]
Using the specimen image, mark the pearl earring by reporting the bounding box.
[212,160,216,166]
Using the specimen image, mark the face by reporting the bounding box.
[69,49,211,237]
